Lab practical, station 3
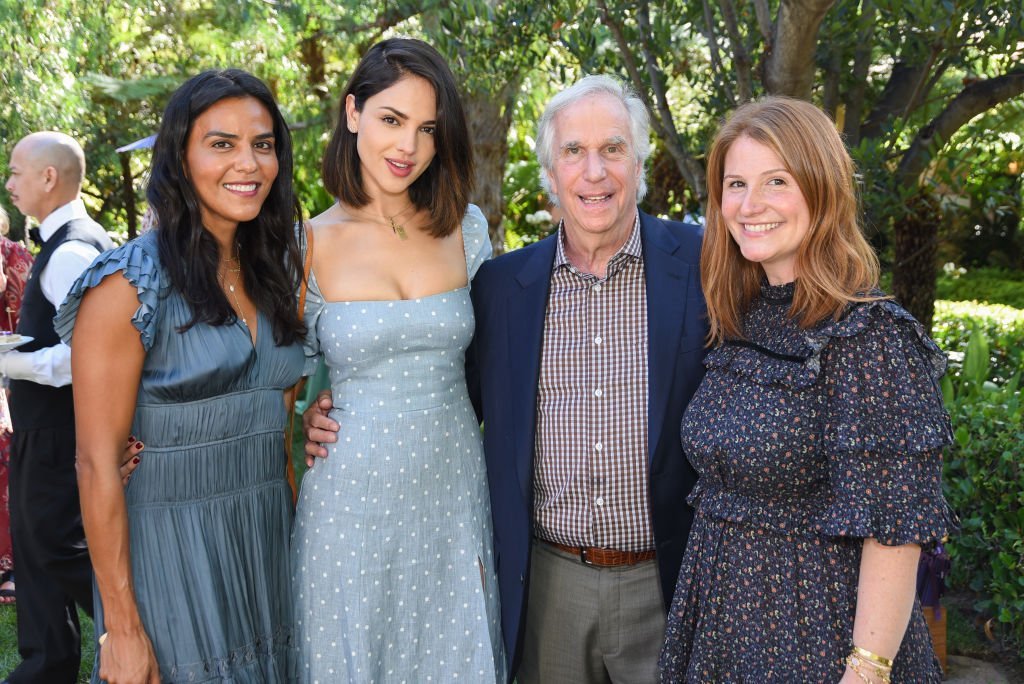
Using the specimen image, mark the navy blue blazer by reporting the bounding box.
[466,210,708,678]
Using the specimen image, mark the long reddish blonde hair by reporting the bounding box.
[702,96,882,344]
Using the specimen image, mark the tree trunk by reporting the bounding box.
[765,0,836,98]
[891,193,941,331]
[464,84,518,254]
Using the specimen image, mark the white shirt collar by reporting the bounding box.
[38,199,90,242]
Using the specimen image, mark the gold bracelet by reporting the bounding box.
[852,645,894,669]
[845,655,872,683]
[846,654,892,684]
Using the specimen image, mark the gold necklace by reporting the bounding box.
[353,202,417,240]
[221,257,247,327]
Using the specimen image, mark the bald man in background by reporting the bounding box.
[3,132,113,684]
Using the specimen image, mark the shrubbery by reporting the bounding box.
[933,300,1024,385]
[934,300,1024,657]
[935,266,1024,310]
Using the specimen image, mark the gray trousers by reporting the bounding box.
[518,540,666,684]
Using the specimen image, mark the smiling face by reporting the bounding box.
[184,96,278,236]
[346,75,437,202]
[545,92,640,247]
[721,135,811,285]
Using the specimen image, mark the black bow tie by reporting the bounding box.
[28,226,42,246]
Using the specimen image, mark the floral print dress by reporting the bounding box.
[659,282,955,683]
[0,237,33,571]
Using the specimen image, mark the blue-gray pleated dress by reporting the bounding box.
[291,205,506,683]
[56,230,302,683]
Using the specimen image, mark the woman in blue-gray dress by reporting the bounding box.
[291,38,505,682]
[56,70,305,683]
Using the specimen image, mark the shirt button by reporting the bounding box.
[595,497,604,506]
[594,336,603,345]
[594,388,603,398]
[594,442,603,452]
[593,284,603,293]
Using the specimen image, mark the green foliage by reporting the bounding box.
[936,267,1024,310]
[934,101,1024,270]
[937,307,1024,657]
[933,300,1024,385]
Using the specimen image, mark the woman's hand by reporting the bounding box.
[119,436,144,486]
[98,626,161,684]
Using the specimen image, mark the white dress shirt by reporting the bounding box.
[0,199,102,387]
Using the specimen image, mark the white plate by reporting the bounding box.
[0,335,32,352]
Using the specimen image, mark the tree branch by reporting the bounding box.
[598,0,708,203]
[841,0,875,146]
[821,43,842,119]
[716,0,753,102]
[896,70,1024,188]
[751,0,773,47]
[699,0,736,104]
[635,1,708,202]
[859,61,927,141]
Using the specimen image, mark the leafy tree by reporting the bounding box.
[585,0,1024,327]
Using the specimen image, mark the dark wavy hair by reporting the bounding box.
[322,38,472,238]
[148,68,305,345]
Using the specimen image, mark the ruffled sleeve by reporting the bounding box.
[462,204,492,283]
[299,251,325,378]
[54,233,166,352]
[814,300,956,546]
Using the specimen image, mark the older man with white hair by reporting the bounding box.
[3,131,113,684]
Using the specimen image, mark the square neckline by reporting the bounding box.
[309,223,473,305]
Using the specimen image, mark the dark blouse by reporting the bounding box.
[660,282,955,683]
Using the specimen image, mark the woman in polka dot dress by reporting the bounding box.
[291,39,506,682]
[658,97,955,683]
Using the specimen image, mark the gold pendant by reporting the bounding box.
[390,217,408,240]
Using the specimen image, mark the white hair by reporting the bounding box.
[535,75,652,205]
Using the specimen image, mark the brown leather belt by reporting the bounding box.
[542,539,656,567]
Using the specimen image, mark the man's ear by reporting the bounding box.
[42,165,58,192]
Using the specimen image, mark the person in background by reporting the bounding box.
[659,96,954,683]
[291,37,505,682]
[57,69,305,683]
[1,131,114,683]
[0,204,33,605]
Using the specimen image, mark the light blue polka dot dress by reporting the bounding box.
[292,205,506,683]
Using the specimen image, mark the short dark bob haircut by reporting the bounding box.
[322,38,473,238]
[148,68,305,346]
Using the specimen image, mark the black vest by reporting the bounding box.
[10,218,113,431]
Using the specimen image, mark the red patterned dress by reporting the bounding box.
[0,237,34,570]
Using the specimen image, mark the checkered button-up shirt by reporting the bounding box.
[533,214,653,552]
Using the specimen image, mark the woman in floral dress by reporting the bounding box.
[660,97,954,683]
[0,205,34,600]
